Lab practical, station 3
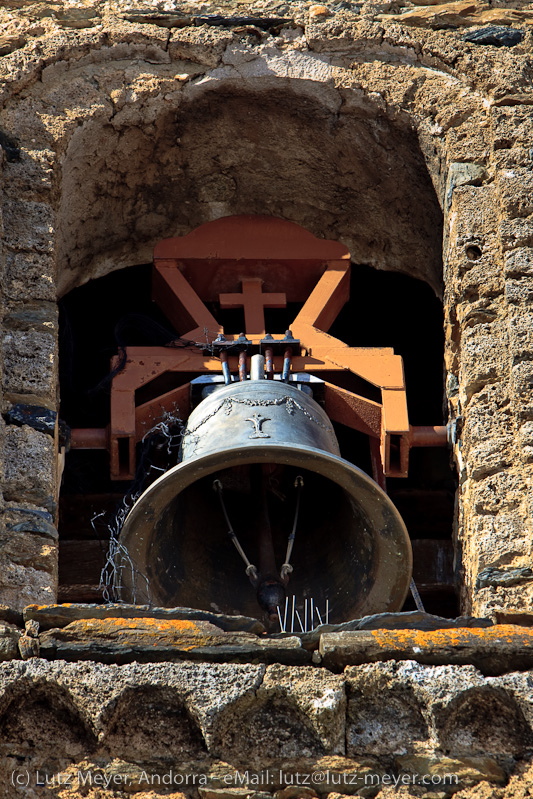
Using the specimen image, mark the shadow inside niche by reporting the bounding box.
[347,687,430,757]
[100,686,206,763]
[437,687,533,757]
[0,684,96,764]
[212,697,324,761]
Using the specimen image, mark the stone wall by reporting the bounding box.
[1,4,533,792]
[1,0,531,615]
[0,657,533,798]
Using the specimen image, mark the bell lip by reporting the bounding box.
[120,443,413,614]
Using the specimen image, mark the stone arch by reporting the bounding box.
[210,693,325,760]
[100,685,207,762]
[0,34,452,297]
[0,34,452,390]
[2,23,513,616]
[436,687,533,757]
[0,680,97,760]
[347,684,430,757]
[54,75,443,295]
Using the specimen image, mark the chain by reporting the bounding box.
[183,396,334,438]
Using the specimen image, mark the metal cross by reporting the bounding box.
[219,278,286,337]
[245,413,271,439]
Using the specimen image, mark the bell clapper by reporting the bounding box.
[214,466,309,624]
[252,464,287,621]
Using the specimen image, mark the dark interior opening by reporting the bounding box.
[120,459,411,629]
[58,260,457,617]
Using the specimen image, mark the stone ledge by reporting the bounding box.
[15,606,500,666]
[23,602,266,634]
[320,625,533,675]
[380,1,533,28]
[38,618,312,665]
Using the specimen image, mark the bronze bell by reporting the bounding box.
[118,360,412,625]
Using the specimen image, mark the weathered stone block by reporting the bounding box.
[508,307,533,360]
[461,382,510,446]
[102,682,208,763]
[3,301,58,334]
[319,626,533,675]
[444,119,491,165]
[446,163,488,213]
[460,325,506,400]
[2,200,54,252]
[18,623,40,660]
[0,558,56,611]
[0,527,57,574]
[500,218,533,251]
[504,246,533,278]
[346,666,429,756]
[474,583,533,618]
[458,258,502,297]
[3,425,56,509]
[467,436,513,479]
[2,329,56,404]
[38,618,311,665]
[518,421,533,462]
[456,299,498,328]
[448,185,499,247]
[0,623,21,661]
[497,167,533,220]
[4,250,56,302]
[469,470,524,514]
[491,105,533,151]
[169,27,233,68]
[494,145,533,170]
[467,512,530,570]
[260,665,346,754]
[437,685,533,758]
[511,361,533,418]
[505,277,533,305]
[0,503,58,609]
[2,148,54,202]
[210,665,344,760]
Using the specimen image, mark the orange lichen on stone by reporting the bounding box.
[45,617,232,652]
[371,625,533,649]
[77,618,202,633]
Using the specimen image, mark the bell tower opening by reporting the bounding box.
[58,221,455,620]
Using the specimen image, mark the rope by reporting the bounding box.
[280,475,304,581]
[410,578,425,612]
[213,479,258,583]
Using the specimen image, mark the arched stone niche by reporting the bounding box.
[55,78,443,295]
[0,21,529,618]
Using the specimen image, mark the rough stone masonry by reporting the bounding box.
[1,0,533,795]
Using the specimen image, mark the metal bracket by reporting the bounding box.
[69,216,444,481]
